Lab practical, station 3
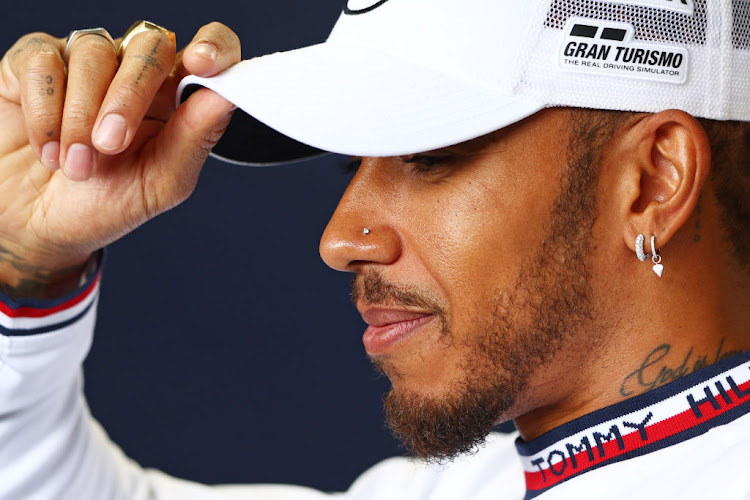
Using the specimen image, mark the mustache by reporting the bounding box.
[351,270,446,316]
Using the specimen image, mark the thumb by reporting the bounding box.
[143,87,236,214]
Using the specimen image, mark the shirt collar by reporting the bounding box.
[515,350,750,499]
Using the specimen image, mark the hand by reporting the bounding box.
[0,22,241,299]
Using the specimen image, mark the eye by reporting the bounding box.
[402,154,451,175]
[340,157,362,176]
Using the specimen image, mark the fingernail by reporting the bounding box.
[192,43,218,62]
[94,113,127,151]
[64,143,93,181]
[41,141,60,170]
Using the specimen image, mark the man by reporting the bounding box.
[0,0,749,499]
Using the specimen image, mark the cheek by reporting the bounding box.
[413,174,556,331]
[387,181,557,394]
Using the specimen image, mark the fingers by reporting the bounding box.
[181,22,241,78]
[142,88,235,215]
[120,21,242,125]
[88,29,176,162]
[59,33,119,180]
[2,22,240,184]
[1,34,66,169]
[140,21,242,150]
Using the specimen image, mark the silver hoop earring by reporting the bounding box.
[635,234,649,262]
[651,235,664,278]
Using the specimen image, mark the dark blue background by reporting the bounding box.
[3,0,403,492]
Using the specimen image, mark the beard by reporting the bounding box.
[351,123,603,462]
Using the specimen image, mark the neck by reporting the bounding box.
[513,221,750,441]
[515,350,750,498]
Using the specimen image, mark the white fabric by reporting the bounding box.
[1,286,750,499]
[177,42,543,160]
[177,0,750,166]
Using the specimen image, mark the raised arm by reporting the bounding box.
[0,21,246,499]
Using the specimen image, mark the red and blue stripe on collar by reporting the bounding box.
[516,350,750,498]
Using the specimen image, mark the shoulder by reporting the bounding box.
[345,431,524,500]
[544,412,750,499]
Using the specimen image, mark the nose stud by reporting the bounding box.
[363,228,371,235]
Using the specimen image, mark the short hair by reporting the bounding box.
[570,109,750,270]
[698,118,750,269]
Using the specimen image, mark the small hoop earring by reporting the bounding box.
[651,235,664,278]
[635,234,649,262]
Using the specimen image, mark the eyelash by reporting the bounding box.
[339,155,449,176]
[402,154,450,175]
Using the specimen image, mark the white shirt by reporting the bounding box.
[1,269,749,499]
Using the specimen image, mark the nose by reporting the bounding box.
[319,160,402,272]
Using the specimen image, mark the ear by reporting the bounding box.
[612,110,711,255]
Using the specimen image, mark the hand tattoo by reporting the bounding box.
[0,245,91,300]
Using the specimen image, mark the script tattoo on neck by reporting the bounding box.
[620,338,742,398]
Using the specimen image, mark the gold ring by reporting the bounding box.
[118,20,176,59]
[64,28,116,62]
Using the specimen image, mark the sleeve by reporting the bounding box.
[0,259,427,500]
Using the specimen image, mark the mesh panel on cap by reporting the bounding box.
[733,0,750,49]
[545,0,708,44]
[544,0,750,49]
[517,0,750,122]
[731,0,750,113]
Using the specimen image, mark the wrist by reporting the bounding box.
[0,249,97,301]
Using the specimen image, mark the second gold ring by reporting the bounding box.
[118,20,176,59]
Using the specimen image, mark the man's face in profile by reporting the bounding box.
[319,109,603,460]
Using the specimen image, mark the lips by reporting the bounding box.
[360,308,435,355]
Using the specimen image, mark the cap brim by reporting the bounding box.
[177,42,544,166]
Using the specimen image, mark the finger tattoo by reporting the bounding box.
[134,38,164,84]
[38,75,54,96]
[11,36,50,59]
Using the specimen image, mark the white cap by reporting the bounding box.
[177,0,750,166]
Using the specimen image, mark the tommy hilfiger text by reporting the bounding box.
[518,356,750,497]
